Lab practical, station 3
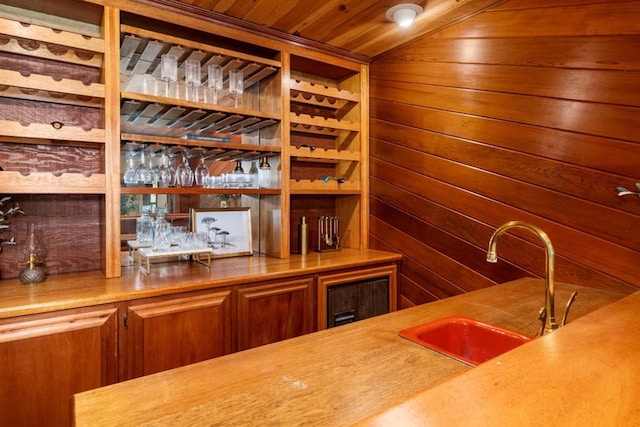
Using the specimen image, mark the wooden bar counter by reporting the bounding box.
[0,248,401,318]
[72,278,632,426]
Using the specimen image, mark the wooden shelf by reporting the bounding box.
[0,17,104,55]
[0,69,105,100]
[121,187,280,196]
[121,133,280,154]
[120,25,280,92]
[0,120,105,144]
[121,93,280,138]
[289,179,360,194]
[0,171,106,194]
[290,113,359,133]
[289,79,359,103]
[290,146,359,162]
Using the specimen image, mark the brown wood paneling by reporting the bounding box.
[370,99,639,180]
[380,36,640,72]
[370,172,636,294]
[369,0,640,304]
[369,79,640,140]
[0,194,102,279]
[434,0,640,38]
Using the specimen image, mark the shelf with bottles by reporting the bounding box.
[289,153,361,195]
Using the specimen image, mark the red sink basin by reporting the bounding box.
[399,315,533,366]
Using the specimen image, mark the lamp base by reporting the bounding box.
[19,266,46,285]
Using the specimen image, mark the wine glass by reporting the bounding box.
[206,64,223,104]
[194,155,210,186]
[160,54,178,98]
[135,150,154,186]
[175,151,193,187]
[184,59,201,102]
[229,69,243,107]
[157,149,175,187]
[123,152,138,186]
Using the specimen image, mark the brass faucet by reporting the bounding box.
[486,221,577,335]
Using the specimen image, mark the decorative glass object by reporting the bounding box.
[19,223,45,284]
[136,205,154,244]
[152,208,172,252]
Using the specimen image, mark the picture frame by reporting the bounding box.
[190,207,253,258]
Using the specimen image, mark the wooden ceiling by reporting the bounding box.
[163,0,505,59]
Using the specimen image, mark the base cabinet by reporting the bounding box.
[125,290,232,379]
[0,306,118,427]
[0,261,397,426]
[237,278,314,351]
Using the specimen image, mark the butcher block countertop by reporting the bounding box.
[73,278,632,426]
[359,289,640,426]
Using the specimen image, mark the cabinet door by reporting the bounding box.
[237,278,314,351]
[317,264,398,330]
[0,306,118,427]
[126,290,232,378]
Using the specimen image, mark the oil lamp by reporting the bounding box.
[19,223,45,284]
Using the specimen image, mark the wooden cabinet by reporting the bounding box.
[237,278,314,351]
[117,15,286,259]
[0,306,118,427]
[0,0,371,280]
[0,1,121,278]
[288,55,369,253]
[125,290,232,379]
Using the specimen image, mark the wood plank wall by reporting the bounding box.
[369,0,640,308]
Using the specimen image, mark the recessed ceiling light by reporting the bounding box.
[386,3,424,28]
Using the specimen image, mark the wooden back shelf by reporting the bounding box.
[0,2,369,278]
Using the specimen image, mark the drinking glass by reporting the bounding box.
[194,156,210,186]
[229,69,243,107]
[160,54,178,98]
[206,64,223,104]
[175,152,194,187]
[157,150,175,187]
[171,226,186,246]
[142,75,157,95]
[184,60,201,102]
[123,153,138,186]
[135,150,154,186]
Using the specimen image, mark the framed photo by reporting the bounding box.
[190,207,252,258]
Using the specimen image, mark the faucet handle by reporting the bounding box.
[561,291,578,326]
[536,307,547,337]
